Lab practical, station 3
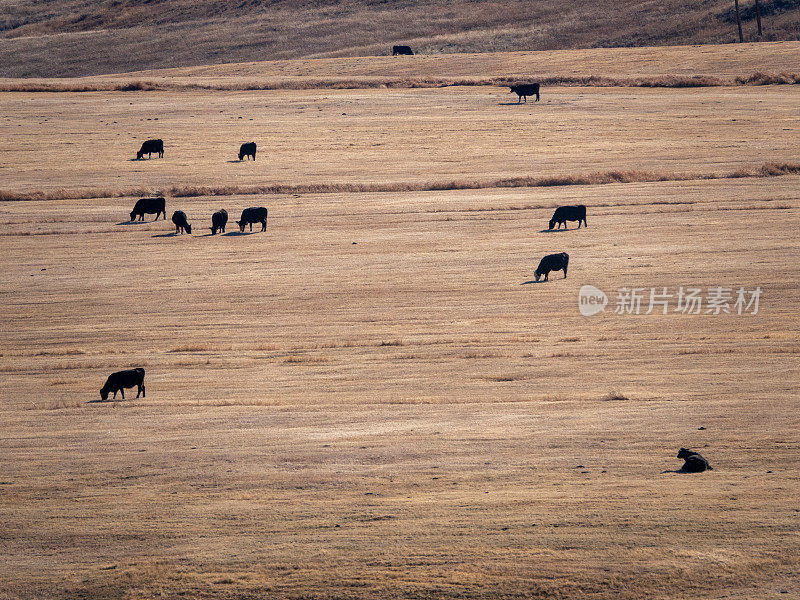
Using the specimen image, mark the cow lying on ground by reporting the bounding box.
[677,448,712,473]
[237,206,268,232]
[136,139,164,159]
[239,142,256,161]
[534,252,569,282]
[130,197,166,221]
[100,368,145,400]
[549,205,587,230]
[172,210,191,234]
[392,45,414,55]
[210,209,228,235]
[509,83,540,103]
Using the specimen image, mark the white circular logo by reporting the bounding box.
[578,285,608,316]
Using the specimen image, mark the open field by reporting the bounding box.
[1,82,799,199]
[2,47,800,599]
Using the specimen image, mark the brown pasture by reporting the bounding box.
[1,54,799,599]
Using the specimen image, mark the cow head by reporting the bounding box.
[100,387,110,401]
[130,210,137,221]
[185,224,192,234]
[237,220,245,232]
[534,270,542,282]
[238,152,244,161]
[548,218,556,230]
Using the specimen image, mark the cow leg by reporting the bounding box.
[120,388,124,400]
[563,266,568,278]
[249,223,253,232]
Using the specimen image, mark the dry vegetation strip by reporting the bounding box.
[2,72,799,93]
[2,162,799,202]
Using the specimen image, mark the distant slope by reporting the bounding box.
[1,0,799,77]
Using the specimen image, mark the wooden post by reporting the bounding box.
[754,0,763,37]
[734,0,744,42]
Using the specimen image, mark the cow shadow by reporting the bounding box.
[498,102,531,106]
[227,159,243,163]
[539,228,572,233]
[87,398,124,404]
[152,232,179,238]
[521,279,544,285]
[222,230,258,237]
[117,220,144,226]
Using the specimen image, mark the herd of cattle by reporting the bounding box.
[130,196,268,234]
[115,68,579,398]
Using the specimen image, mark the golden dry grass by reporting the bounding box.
[1,46,800,599]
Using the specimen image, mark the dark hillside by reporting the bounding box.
[1,0,798,77]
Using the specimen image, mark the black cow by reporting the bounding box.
[210,209,228,235]
[172,210,191,234]
[136,139,164,159]
[677,448,713,473]
[130,197,166,221]
[100,368,145,401]
[534,252,569,282]
[549,205,587,230]
[509,83,540,103]
[392,45,414,55]
[237,206,268,232]
[238,142,256,161]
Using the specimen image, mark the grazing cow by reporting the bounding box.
[549,205,587,230]
[677,448,712,473]
[237,206,268,232]
[130,197,166,221]
[534,252,569,282]
[100,368,145,401]
[172,210,191,234]
[392,45,414,55]
[210,209,228,235]
[136,139,164,159]
[509,83,540,103]
[238,142,257,161]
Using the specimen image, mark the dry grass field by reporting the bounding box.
[2,46,800,599]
